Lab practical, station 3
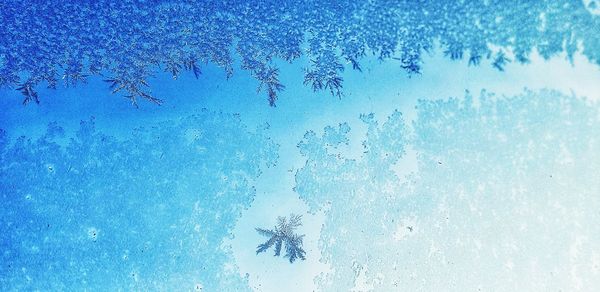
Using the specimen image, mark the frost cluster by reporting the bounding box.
[295,90,600,291]
[0,1,598,105]
[0,111,277,291]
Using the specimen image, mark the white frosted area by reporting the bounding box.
[295,90,600,291]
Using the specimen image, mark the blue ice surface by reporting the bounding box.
[0,111,277,290]
[2,1,600,291]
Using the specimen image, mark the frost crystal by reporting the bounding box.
[256,214,306,263]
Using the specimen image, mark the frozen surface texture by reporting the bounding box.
[295,90,600,291]
[1,0,599,105]
[0,111,277,291]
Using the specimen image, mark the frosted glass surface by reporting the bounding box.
[1,1,600,291]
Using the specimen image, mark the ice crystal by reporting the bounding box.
[256,214,306,263]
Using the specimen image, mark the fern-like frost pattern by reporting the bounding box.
[256,214,306,263]
[0,1,598,104]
